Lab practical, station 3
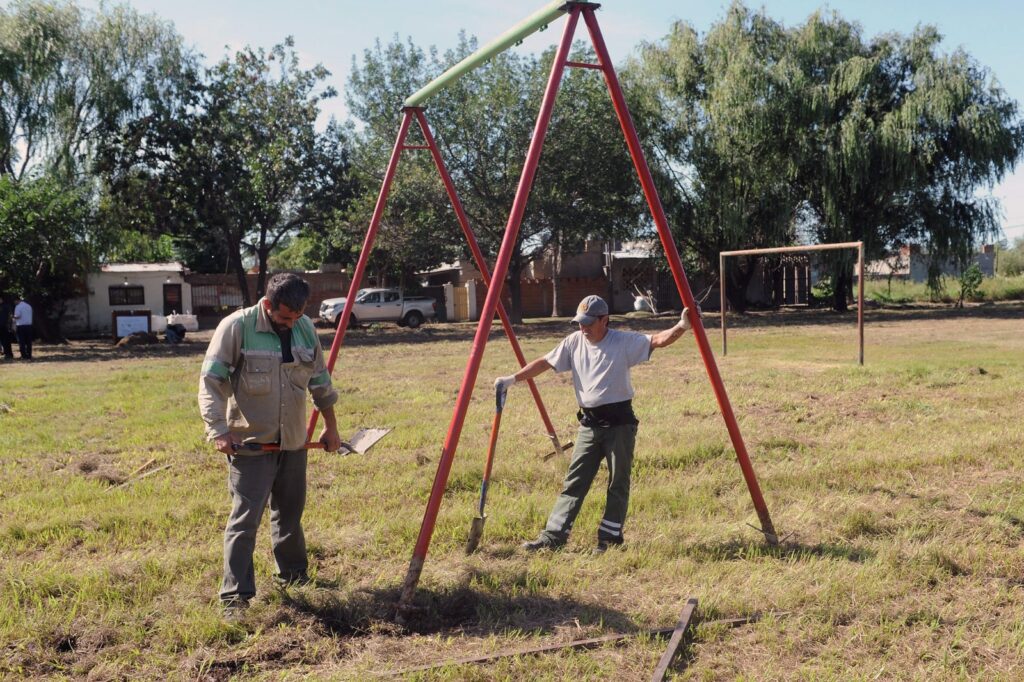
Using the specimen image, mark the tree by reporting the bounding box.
[0,175,92,338]
[346,35,644,321]
[624,6,805,312]
[625,2,1024,311]
[779,10,1022,308]
[0,0,193,182]
[101,39,358,304]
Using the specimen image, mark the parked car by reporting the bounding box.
[319,288,437,329]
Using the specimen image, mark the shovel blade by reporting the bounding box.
[465,515,486,554]
[346,427,392,455]
[542,441,574,461]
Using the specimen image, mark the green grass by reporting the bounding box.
[2,304,1024,679]
[864,274,1024,304]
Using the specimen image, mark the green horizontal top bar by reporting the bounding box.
[403,0,570,108]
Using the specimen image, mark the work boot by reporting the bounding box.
[221,597,250,622]
[521,535,566,552]
[273,571,312,588]
[593,537,624,555]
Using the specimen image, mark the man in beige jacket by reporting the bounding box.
[199,273,342,617]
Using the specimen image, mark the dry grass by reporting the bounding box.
[1,302,1023,680]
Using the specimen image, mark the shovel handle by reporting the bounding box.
[232,441,355,453]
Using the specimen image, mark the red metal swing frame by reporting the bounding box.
[309,1,780,610]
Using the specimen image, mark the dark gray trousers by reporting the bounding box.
[540,423,637,544]
[220,450,307,602]
[15,325,31,359]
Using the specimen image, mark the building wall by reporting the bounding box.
[468,276,608,319]
[909,251,995,283]
[83,271,192,334]
[185,271,349,328]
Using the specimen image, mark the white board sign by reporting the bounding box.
[115,314,150,338]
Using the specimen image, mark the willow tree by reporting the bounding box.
[0,0,192,181]
[624,5,805,311]
[626,2,1023,310]
[786,13,1023,307]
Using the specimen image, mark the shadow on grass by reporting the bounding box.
[681,538,874,563]
[9,339,207,364]
[270,579,639,640]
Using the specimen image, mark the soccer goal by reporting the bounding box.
[719,241,865,365]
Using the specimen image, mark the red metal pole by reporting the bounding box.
[398,8,582,611]
[858,241,864,365]
[582,8,778,543]
[411,107,564,454]
[720,253,727,356]
[305,110,415,442]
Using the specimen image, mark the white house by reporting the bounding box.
[63,262,193,336]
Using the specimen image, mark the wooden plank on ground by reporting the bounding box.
[650,597,698,681]
[383,611,769,677]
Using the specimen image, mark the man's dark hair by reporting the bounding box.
[266,273,310,312]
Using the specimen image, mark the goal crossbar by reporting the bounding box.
[719,241,865,365]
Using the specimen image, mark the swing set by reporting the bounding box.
[305,0,781,612]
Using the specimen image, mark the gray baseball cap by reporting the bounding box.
[571,294,609,325]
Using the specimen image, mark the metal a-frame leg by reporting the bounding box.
[410,107,567,457]
[580,7,777,543]
[397,8,584,613]
[304,110,563,455]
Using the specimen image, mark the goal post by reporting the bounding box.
[719,241,865,365]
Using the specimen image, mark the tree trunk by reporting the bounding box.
[832,264,851,312]
[550,236,561,318]
[725,257,756,313]
[255,248,269,300]
[507,256,524,325]
[230,247,250,307]
[30,296,61,344]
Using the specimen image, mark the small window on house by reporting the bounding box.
[109,285,145,306]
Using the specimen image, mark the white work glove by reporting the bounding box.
[678,306,700,332]
[494,375,517,394]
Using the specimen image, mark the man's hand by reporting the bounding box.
[318,426,344,453]
[678,306,701,333]
[494,375,517,394]
[214,433,241,455]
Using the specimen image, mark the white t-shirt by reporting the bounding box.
[13,301,32,326]
[544,328,653,408]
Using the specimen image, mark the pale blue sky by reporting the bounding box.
[81,0,1024,241]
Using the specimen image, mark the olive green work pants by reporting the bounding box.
[539,423,637,544]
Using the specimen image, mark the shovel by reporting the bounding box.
[466,384,507,554]
[543,433,574,461]
[232,427,392,455]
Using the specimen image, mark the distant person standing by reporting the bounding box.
[12,295,33,360]
[0,294,13,360]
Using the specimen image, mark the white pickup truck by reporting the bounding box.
[319,288,437,329]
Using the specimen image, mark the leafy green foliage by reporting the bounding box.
[956,264,984,307]
[0,0,193,181]
[996,238,1024,277]
[100,39,358,303]
[626,2,1024,311]
[0,175,92,333]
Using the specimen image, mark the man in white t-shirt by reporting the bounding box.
[495,294,695,553]
[12,295,33,360]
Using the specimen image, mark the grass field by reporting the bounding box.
[2,303,1024,680]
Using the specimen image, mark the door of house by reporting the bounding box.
[163,284,183,315]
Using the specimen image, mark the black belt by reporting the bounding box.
[577,399,639,428]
